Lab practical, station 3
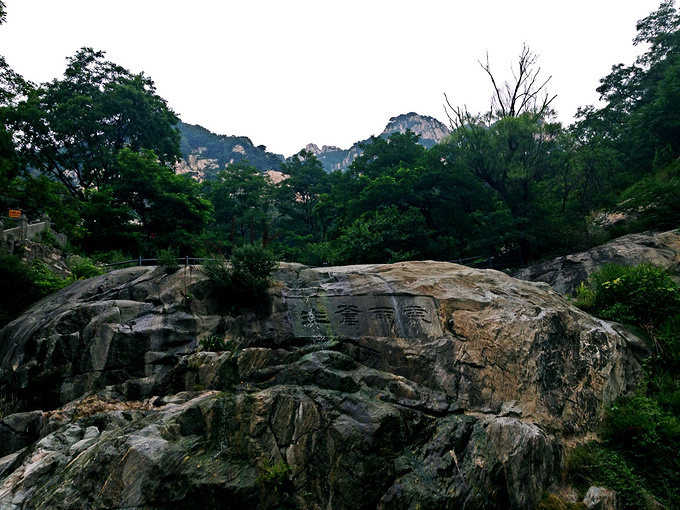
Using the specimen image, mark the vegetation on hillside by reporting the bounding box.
[2,2,679,269]
[571,262,680,509]
[179,121,284,176]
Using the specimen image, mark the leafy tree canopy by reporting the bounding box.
[5,48,181,199]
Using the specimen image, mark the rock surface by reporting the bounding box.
[514,229,680,295]
[0,261,648,509]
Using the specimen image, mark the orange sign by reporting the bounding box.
[8,209,21,219]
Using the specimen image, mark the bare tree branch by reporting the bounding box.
[446,43,557,124]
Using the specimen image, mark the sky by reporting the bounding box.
[0,0,664,157]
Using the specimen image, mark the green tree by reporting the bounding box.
[442,113,565,260]
[78,148,211,255]
[5,48,181,199]
[208,161,277,250]
[332,205,431,264]
[114,148,212,255]
[278,149,329,231]
[574,1,680,177]
[348,130,426,179]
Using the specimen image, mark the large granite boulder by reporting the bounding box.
[0,262,648,509]
[514,229,680,295]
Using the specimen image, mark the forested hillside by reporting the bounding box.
[3,3,679,273]
[178,122,284,179]
[0,1,678,289]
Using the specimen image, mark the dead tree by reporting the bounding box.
[445,43,557,129]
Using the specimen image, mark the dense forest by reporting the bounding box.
[1,1,680,508]
[2,4,680,271]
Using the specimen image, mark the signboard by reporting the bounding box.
[8,209,21,219]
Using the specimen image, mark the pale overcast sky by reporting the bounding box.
[0,0,663,156]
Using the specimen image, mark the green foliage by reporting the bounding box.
[203,242,278,312]
[575,263,680,327]
[29,260,67,295]
[0,254,76,328]
[37,228,57,247]
[206,161,276,253]
[567,443,649,509]
[229,242,278,294]
[256,459,291,493]
[4,47,181,199]
[0,253,41,327]
[574,261,680,508]
[67,256,102,280]
[332,205,431,265]
[620,162,680,230]
[601,395,680,507]
[156,247,179,273]
[199,334,230,352]
[574,1,680,180]
[90,250,136,269]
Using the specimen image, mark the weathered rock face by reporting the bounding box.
[0,262,647,509]
[380,112,450,148]
[308,112,451,172]
[514,229,680,295]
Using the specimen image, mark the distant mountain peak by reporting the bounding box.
[303,112,451,172]
[303,143,343,156]
[381,112,450,148]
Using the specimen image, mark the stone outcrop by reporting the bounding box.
[514,229,680,295]
[174,152,219,181]
[380,112,450,148]
[309,112,451,172]
[0,262,648,509]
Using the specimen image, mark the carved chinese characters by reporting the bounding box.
[286,295,442,339]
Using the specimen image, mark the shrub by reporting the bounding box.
[229,242,278,293]
[199,334,230,352]
[0,255,69,328]
[156,247,179,273]
[567,443,648,509]
[576,263,680,328]
[67,256,102,280]
[256,459,291,493]
[203,242,277,312]
[37,228,57,247]
[601,396,680,506]
[574,262,680,508]
[29,260,67,295]
[90,250,136,271]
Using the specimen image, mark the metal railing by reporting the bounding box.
[450,253,525,270]
[101,253,524,271]
[102,256,216,268]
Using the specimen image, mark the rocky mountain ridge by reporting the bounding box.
[307,112,451,172]
[0,260,647,508]
[177,112,451,179]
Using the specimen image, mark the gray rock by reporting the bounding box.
[514,229,680,295]
[0,261,649,509]
[584,486,621,510]
[0,411,43,457]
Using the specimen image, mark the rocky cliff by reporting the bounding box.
[0,262,647,509]
[514,229,680,295]
[177,122,285,181]
[379,112,450,148]
[308,112,451,173]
